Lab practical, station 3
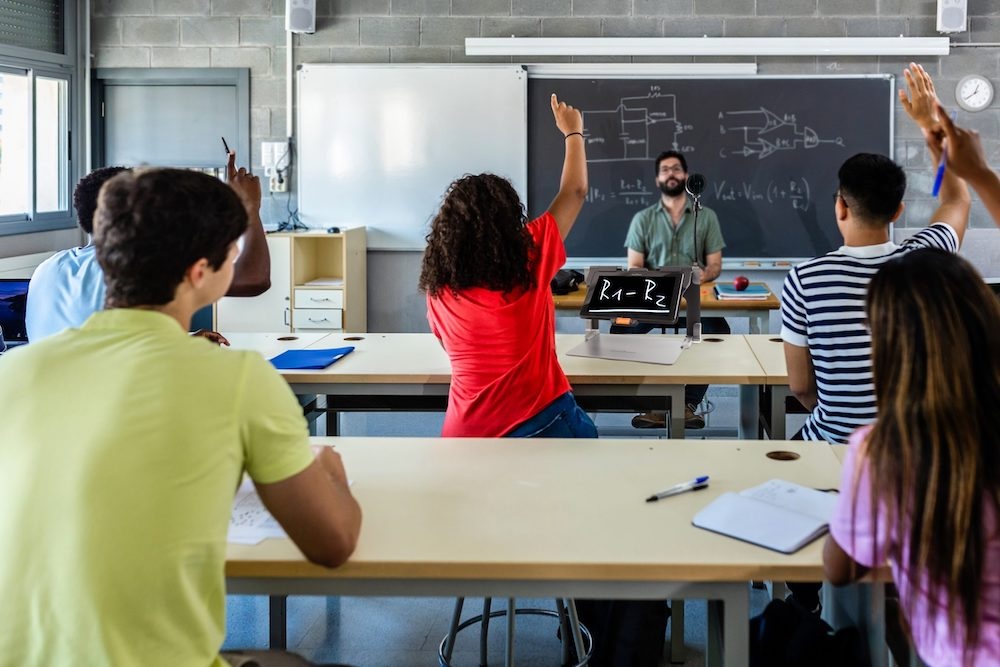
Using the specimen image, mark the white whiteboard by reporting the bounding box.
[297,65,528,250]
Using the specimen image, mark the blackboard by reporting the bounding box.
[580,270,684,326]
[527,76,893,263]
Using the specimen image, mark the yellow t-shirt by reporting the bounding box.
[0,309,314,666]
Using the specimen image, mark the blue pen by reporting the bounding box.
[932,111,957,198]
[645,475,710,502]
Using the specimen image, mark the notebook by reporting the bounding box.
[714,284,771,300]
[692,479,839,554]
[269,346,354,370]
[0,278,30,347]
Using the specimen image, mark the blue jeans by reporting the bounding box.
[505,391,598,438]
[609,316,731,407]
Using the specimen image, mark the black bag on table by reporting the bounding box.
[551,269,584,295]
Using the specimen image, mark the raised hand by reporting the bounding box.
[899,62,940,133]
[551,93,583,137]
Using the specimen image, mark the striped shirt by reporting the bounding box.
[780,223,959,443]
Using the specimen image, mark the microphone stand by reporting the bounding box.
[685,178,704,344]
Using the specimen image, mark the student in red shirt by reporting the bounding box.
[420,94,594,439]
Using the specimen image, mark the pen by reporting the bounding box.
[931,110,957,198]
[221,136,231,154]
[645,475,710,502]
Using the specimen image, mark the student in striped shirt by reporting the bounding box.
[780,63,971,445]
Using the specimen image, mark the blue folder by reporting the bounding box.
[269,346,354,370]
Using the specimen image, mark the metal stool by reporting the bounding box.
[439,597,593,667]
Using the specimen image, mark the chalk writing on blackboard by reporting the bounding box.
[583,88,695,163]
[718,108,844,160]
[712,177,813,212]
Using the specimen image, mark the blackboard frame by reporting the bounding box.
[527,68,895,268]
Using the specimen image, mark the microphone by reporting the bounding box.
[685,173,706,197]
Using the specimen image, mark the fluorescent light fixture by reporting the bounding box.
[528,63,758,77]
[466,37,950,57]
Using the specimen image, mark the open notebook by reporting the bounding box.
[692,479,839,554]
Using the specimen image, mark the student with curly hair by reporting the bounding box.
[420,94,594,438]
[823,248,1000,666]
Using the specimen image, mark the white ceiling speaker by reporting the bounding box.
[286,0,316,34]
[937,0,968,34]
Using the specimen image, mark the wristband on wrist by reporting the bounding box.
[564,131,584,140]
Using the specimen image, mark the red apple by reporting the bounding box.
[733,275,750,291]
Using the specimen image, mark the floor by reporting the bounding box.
[223,385,808,666]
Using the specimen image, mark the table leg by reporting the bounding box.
[269,595,287,649]
[706,584,749,667]
[738,385,759,440]
[770,386,791,440]
[670,599,685,663]
[667,387,685,438]
[750,313,765,335]
[325,396,339,436]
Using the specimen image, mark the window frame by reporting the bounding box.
[0,0,80,237]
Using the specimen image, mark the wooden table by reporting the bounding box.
[553,281,781,334]
[226,437,848,666]
[267,333,768,439]
[744,334,796,439]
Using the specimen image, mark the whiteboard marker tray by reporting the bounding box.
[566,333,689,365]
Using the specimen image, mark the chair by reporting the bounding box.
[439,597,592,667]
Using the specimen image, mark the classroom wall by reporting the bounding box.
[87,0,1000,332]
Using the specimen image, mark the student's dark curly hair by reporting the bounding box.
[419,174,536,297]
[94,168,247,308]
[73,166,130,234]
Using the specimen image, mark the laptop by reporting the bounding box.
[0,278,30,350]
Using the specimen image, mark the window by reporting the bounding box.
[0,67,71,225]
[0,0,77,236]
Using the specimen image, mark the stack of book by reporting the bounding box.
[714,284,771,300]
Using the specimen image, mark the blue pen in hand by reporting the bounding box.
[931,110,957,198]
[645,475,710,502]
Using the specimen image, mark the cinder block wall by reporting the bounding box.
[90,1,1000,329]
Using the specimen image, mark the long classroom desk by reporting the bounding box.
[552,281,781,334]
[227,437,880,667]
[266,333,768,439]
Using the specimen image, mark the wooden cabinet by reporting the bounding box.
[216,228,366,333]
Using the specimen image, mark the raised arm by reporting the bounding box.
[900,63,970,242]
[936,103,1000,229]
[226,151,272,296]
[255,447,362,568]
[546,94,588,240]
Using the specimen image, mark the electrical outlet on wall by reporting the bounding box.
[261,141,290,193]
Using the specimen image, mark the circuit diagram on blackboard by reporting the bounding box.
[718,108,844,159]
[583,89,694,163]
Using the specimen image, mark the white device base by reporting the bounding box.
[566,333,690,366]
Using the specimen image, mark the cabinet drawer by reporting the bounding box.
[292,308,343,329]
[294,288,343,309]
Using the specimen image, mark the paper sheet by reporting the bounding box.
[228,478,287,545]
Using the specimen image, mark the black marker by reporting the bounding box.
[222,136,231,154]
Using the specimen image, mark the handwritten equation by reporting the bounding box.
[712,178,812,212]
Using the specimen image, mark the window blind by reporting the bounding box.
[0,0,63,54]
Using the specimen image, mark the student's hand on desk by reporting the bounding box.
[316,446,350,487]
[899,62,940,133]
[192,329,230,346]
[550,93,583,136]
[226,151,263,214]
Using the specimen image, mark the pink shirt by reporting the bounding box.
[426,212,571,437]
[830,426,1000,667]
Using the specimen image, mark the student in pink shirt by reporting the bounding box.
[823,249,1000,666]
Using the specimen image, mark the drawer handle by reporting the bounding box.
[309,297,333,302]
[308,317,331,323]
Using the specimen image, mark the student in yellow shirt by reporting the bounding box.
[0,168,361,666]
